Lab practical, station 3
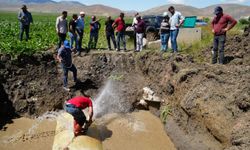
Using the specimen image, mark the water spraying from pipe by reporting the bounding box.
[93,79,131,119]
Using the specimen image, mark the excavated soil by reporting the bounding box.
[0,26,249,150]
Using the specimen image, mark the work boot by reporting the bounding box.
[63,87,70,92]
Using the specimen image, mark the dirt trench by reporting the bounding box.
[1,26,250,150]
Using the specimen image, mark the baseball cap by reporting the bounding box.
[63,40,70,49]
[214,6,223,15]
[21,5,27,9]
[80,11,85,15]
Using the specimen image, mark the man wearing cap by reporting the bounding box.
[211,6,237,64]
[76,12,85,55]
[57,40,78,92]
[56,11,68,51]
[65,95,93,136]
[18,5,33,41]
[168,6,184,53]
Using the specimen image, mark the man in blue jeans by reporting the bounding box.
[68,14,78,53]
[76,12,85,54]
[168,6,184,53]
[160,12,170,52]
[65,95,93,136]
[57,40,78,91]
[211,6,237,64]
[88,16,101,50]
[18,5,33,41]
[113,13,126,51]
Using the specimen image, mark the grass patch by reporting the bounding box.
[109,74,124,81]
[160,105,172,124]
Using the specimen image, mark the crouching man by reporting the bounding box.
[65,95,93,136]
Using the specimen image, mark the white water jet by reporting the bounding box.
[93,79,131,119]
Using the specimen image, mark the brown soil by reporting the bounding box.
[0,26,249,150]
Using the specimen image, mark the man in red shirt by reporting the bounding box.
[113,12,126,51]
[211,6,237,64]
[65,96,93,136]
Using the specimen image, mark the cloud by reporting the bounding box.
[168,0,185,4]
[221,0,250,3]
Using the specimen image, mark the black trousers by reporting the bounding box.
[106,32,117,49]
[212,35,226,64]
[19,25,30,41]
[57,33,66,50]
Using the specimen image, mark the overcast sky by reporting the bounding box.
[54,0,250,11]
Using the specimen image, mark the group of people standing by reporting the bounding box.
[56,11,130,55]
[159,6,184,53]
[56,11,86,56]
[18,5,237,66]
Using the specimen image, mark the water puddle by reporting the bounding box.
[0,79,176,150]
[0,110,175,150]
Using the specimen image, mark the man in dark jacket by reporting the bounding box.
[105,16,117,50]
[88,16,101,50]
[68,14,78,53]
[211,6,237,64]
[18,5,33,41]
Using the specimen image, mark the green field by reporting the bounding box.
[0,11,133,56]
[0,11,246,58]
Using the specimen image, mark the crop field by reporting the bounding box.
[0,11,132,56]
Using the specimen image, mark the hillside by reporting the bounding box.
[202,4,250,19]
[141,4,201,16]
[0,1,249,18]
[142,4,250,19]
[0,0,121,16]
[0,0,55,4]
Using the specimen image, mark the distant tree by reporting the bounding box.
[204,17,210,23]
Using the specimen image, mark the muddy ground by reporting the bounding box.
[0,26,249,150]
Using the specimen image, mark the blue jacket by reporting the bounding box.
[18,11,33,26]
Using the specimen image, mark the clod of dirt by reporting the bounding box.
[165,81,175,95]
[175,68,199,83]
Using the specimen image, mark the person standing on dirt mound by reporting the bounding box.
[211,6,237,64]
[160,12,170,52]
[88,16,101,50]
[57,40,78,92]
[168,6,184,53]
[132,12,139,51]
[113,12,126,51]
[105,16,117,50]
[76,12,85,55]
[65,95,93,136]
[68,14,79,54]
[135,16,146,52]
[18,5,33,41]
[56,11,68,51]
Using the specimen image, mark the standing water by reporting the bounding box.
[0,79,176,150]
